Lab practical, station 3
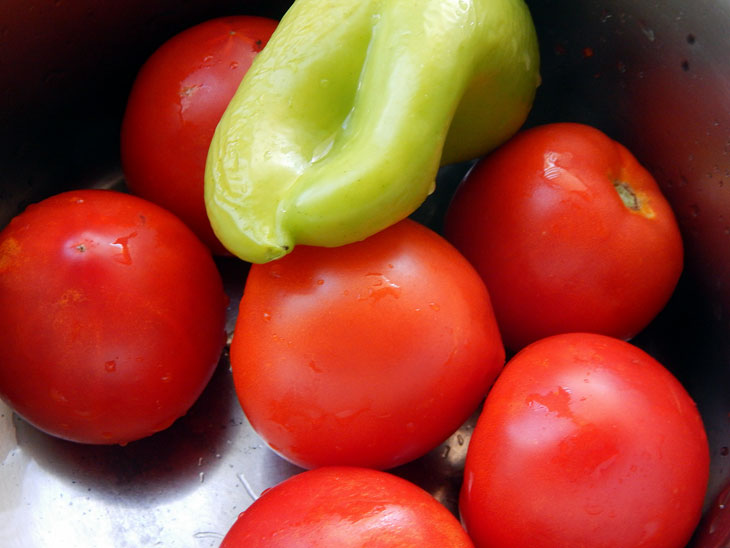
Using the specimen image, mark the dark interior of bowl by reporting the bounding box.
[1,0,729,546]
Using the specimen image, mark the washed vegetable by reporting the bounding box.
[460,332,709,548]
[692,480,730,548]
[220,466,475,547]
[205,0,540,263]
[444,122,684,351]
[121,16,277,254]
[0,190,227,444]
[230,219,504,469]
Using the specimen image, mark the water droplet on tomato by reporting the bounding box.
[104,360,116,372]
[359,273,401,301]
[584,503,604,515]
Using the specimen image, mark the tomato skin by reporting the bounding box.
[0,189,227,444]
[459,332,709,548]
[444,122,684,351]
[220,466,474,547]
[230,219,505,470]
[120,16,278,255]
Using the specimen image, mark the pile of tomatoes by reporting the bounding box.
[0,14,713,548]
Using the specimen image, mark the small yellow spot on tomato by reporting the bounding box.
[57,288,86,306]
[0,237,21,272]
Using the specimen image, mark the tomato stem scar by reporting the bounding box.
[613,180,655,218]
[613,181,640,210]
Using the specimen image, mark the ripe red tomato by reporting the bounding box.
[459,332,709,548]
[0,189,227,445]
[230,219,505,470]
[692,480,730,548]
[444,122,684,351]
[220,466,474,547]
[120,15,278,255]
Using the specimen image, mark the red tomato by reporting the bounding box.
[220,466,474,547]
[692,479,730,548]
[0,189,227,445]
[230,219,505,470]
[444,122,684,351]
[459,332,709,548]
[120,16,278,255]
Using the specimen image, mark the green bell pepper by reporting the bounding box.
[205,0,540,263]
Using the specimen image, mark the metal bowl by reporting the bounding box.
[1,1,729,546]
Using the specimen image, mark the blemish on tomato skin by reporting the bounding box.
[69,238,98,254]
[180,84,201,98]
[0,236,21,272]
[307,359,323,373]
[179,83,203,116]
[57,288,86,306]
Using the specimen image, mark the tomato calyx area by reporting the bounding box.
[613,180,655,218]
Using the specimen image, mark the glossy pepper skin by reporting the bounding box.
[205,0,540,263]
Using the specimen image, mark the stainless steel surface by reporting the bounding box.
[1,0,730,546]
